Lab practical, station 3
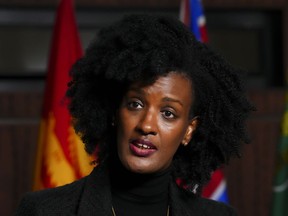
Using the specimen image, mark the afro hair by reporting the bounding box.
[66,14,255,192]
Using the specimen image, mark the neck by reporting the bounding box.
[109,158,171,216]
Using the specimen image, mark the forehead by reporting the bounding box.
[128,72,193,102]
[129,71,192,89]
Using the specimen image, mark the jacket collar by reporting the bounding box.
[169,181,204,216]
[78,162,113,216]
[77,162,204,216]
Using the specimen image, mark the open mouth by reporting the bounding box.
[129,139,157,157]
[134,143,154,149]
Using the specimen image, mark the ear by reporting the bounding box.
[182,117,198,146]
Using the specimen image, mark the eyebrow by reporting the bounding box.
[162,97,183,107]
[128,87,184,107]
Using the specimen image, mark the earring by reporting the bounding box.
[111,115,116,126]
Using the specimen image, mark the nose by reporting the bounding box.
[136,108,158,136]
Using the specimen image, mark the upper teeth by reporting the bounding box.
[137,143,151,149]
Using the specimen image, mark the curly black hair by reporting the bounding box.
[66,14,255,193]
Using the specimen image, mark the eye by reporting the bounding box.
[127,100,143,110]
[161,110,176,119]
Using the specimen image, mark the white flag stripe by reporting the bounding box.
[210,180,226,200]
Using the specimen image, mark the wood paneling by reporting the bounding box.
[204,0,286,9]
[0,124,39,216]
[0,0,286,9]
[224,89,285,216]
[0,0,180,8]
[0,91,42,216]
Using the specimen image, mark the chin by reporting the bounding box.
[130,164,160,174]
[119,155,159,174]
[124,162,153,174]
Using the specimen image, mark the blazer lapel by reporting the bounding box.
[170,181,205,216]
[78,163,207,216]
[77,163,114,216]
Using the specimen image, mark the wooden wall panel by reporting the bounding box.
[0,0,180,8]
[0,124,40,216]
[0,0,286,9]
[224,89,285,216]
[0,126,13,216]
[0,91,42,216]
[0,92,42,118]
[203,0,286,8]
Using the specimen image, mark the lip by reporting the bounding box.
[129,138,157,157]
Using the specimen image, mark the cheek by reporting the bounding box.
[119,109,133,125]
[117,110,135,142]
[160,122,187,147]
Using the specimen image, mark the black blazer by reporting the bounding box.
[15,163,237,216]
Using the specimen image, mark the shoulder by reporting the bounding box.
[15,177,86,215]
[194,197,237,216]
[170,181,237,216]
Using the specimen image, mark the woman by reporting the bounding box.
[16,14,254,215]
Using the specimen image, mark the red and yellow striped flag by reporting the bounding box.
[33,0,94,190]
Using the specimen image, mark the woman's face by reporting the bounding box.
[116,72,197,174]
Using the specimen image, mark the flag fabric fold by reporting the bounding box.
[201,169,229,203]
[180,0,229,204]
[271,95,288,216]
[33,0,94,190]
[180,0,208,43]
